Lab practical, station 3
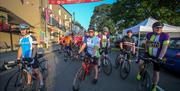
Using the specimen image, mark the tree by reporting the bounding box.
[90,4,116,34]
[111,0,180,32]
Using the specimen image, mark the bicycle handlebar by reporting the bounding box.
[139,55,164,64]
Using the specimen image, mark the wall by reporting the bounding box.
[0,32,20,51]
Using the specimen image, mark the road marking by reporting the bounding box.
[157,85,165,91]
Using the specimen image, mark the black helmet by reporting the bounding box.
[152,22,164,28]
[88,27,95,32]
[127,30,132,33]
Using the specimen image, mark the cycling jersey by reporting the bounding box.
[20,34,37,58]
[74,36,83,47]
[98,34,110,48]
[64,36,71,46]
[83,35,88,42]
[146,32,170,57]
[84,36,100,57]
[121,36,135,51]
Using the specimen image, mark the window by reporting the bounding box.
[65,15,67,19]
[49,5,52,10]
[58,10,61,16]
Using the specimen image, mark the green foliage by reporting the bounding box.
[90,4,116,34]
[90,0,180,34]
[111,0,180,32]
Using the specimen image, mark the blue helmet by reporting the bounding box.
[19,23,29,30]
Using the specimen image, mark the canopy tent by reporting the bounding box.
[123,17,180,35]
[123,17,180,56]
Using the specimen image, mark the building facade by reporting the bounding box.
[0,0,72,52]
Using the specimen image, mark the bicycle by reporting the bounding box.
[137,55,166,91]
[63,46,73,62]
[4,57,48,91]
[115,50,131,80]
[58,44,65,53]
[72,55,96,91]
[99,48,112,75]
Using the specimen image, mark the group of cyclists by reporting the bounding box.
[16,21,169,91]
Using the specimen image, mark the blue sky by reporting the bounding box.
[63,0,117,30]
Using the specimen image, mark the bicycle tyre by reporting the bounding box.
[72,67,86,91]
[119,60,131,80]
[102,57,112,75]
[114,54,121,69]
[139,71,151,91]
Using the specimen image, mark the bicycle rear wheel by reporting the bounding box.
[139,71,151,91]
[64,52,68,62]
[39,59,48,80]
[114,54,121,69]
[119,60,130,80]
[16,72,30,91]
[102,57,112,75]
[72,67,86,91]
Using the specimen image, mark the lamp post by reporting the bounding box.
[9,23,13,51]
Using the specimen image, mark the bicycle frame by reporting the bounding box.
[81,56,94,80]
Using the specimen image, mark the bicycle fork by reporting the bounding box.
[82,63,90,80]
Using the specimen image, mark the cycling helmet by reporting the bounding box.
[88,27,95,32]
[19,23,29,30]
[65,32,69,36]
[103,27,109,32]
[152,22,164,28]
[127,30,132,33]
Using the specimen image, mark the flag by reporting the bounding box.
[48,0,103,5]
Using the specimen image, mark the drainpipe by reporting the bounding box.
[9,24,13,51]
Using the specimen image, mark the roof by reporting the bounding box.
[123,17,180,34]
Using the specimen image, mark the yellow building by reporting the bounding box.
[0,0,72,52]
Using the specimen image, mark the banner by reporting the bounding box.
[48,0,103,5]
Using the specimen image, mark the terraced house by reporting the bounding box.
[0,0,72,52]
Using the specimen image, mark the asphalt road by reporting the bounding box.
[0,48,180,91]
[51,51,180,91]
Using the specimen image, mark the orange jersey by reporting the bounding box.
[64,36,71,46]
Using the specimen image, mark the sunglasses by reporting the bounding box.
[155,27,162,29]
[89,31,94,33]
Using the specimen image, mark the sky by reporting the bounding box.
[63,0,117,30]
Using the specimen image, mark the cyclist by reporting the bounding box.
[98,27,110,69]
[119,30,136,62]
[82,31,89,42]
[136,22,170,91]
[78,27,100,84]
[64,32,72,54]
[17,23,44,87]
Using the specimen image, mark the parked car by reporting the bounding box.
[163,37,180,74]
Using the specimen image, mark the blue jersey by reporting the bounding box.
[84,36,100,57]
[20,35,37,58]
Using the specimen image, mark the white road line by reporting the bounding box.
[157,85,165,91]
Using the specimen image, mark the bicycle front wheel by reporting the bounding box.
[139,71,151,91]
[72,67,86,91]
[119,60,130,80]
[114,54,121,69]
[102,57,112,75]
